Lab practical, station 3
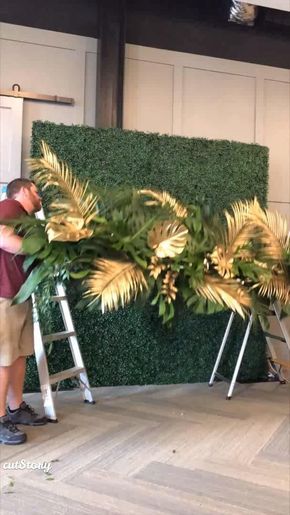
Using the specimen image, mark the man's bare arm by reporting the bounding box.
[0,225,24,254]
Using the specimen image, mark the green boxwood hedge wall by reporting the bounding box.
[25,121,269,391]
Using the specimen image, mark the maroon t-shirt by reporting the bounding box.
[0,199,28,298]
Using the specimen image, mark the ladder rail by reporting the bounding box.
[209,311,235,386]
[32,282,95,421]
[55,283,94,403]
[273,302,290,351]
[226,314,253,399]
[55,283,86,367]
[32,293,58,421]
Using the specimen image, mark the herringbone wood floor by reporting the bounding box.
[0,382,289,514]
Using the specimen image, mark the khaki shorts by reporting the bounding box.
[0,298,34,366]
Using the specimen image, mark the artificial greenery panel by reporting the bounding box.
[30,123,268,211]
[25,121,269,391]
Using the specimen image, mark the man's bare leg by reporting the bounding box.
[6,356,47,426]
[7,356,26,410]
[0,366,10,416]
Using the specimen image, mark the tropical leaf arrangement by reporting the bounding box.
[8,141,290,323]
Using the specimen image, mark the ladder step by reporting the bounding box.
[267,310,275,316]
[43,330,76,343]
[49,366,85,385]
[263,332,286,343]
[273,359,290,370]
[51,295,67,301]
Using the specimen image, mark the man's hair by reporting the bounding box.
[6,179,34,199]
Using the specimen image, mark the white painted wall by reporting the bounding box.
[124,44,290,222]
[1,24,289,222]
[0,23,97,177]
[0,96,23,184]
[240,0,290,12]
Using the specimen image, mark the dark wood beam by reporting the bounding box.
[2,1,290,70]
[126,9,290,70]
[96,0,126,128]
[0,0,99,38]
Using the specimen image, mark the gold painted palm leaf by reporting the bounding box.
[247,198,289,259]
[84,259,148,312]
[196,276,252,318]
[29,141,98,225]
[255,273,290,303]
[148,220,188,258]
[223,199,257,254]
[211,200,257,278]
[139,189,188,218]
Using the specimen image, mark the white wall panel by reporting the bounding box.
[181,68,255,143]
[263,80,290,203]
[0,96,23,184]
[123,58,174,134]
[268,201,290,225]
[125,44,290,219]
[1,25,289,217]
[240,0,290,11]
[0,23,97,176]
[84,51,97,127]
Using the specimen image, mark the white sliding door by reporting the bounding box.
[0,95,23,187]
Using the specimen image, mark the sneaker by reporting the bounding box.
[0,415,27,445]
[7,402,47,426]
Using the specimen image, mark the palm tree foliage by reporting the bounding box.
[10,141,290,323]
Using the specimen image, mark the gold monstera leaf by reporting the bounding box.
[138,189,187,218]
[148,220,188,258]
[84,259,147,313]
[196,276,252,318]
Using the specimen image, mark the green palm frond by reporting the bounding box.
[28,141,98,225]
[84,258,148,312]
[138,189,188,218]
[196,276,252,318]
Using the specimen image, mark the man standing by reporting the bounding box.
[0,179,47,445]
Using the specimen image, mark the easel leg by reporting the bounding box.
[227,314,253,399]
[209,312,235,386]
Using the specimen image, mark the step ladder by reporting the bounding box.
[32,282,95,421]
[208,302,290,399]
[262,303,290,384]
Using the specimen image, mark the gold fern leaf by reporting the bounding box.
[223,200,258,254]
[196,276,252,318]
[210,200,258,278]
[254,270,290,303]
[84,259,147,313]
[28,141,98,225]
[148,220,188,258]
[247,199,289,259]
[138,189,187,218]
